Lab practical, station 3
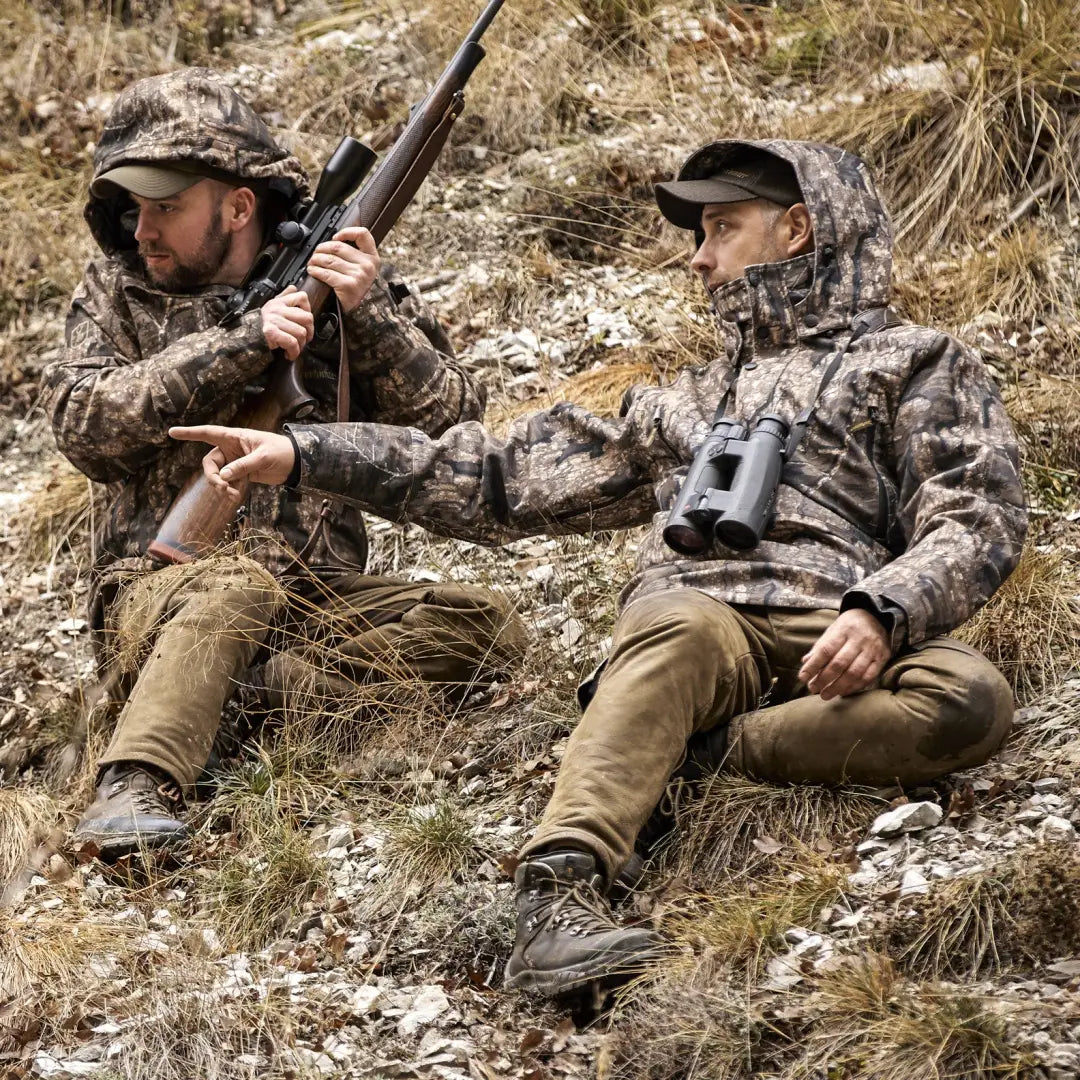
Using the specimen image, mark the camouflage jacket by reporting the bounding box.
[45,70,483,586]
[286,140,1028,651]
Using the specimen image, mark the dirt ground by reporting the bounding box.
[4,2,1080,1078]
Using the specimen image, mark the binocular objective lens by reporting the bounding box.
[663,523,708,556]
[714,518,758,551]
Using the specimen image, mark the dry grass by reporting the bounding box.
[382,796,482,891]
[0,907,137,1052]
[614,939,1027,1078]
[1007,369,1080,488]
[784,0,1080,249]
[204,796,326,949]
[953,545,1080,702]
[0,788,61,903]
[893,223,1066,332]
[801,954,1029,1080]
[664,773,884,884]
[884,869,1015,979]
[665,853,846,972]
[610,950,750,1079]
[885,845,1080,979]
[487,356,662,433]
[16,459,100,570]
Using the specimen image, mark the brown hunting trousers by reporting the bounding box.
[95,557,526,791]
[521,588,1013,883]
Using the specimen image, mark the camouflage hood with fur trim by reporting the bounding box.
[86,68,309,257]
[284,139,1027,651]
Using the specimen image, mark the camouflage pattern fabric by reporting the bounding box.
[287,139,1027,651]
[84,68,309,258]
[44,70,484,612]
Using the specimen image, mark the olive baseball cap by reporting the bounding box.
[656,149,804,230]
[90,164,204,199]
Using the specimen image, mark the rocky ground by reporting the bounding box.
[4,1,1080,1078]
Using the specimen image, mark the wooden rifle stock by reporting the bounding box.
[147,0,504,564]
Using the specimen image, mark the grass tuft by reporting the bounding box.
[383,796,480,891]
[788,0,1080,248]
[886,845,1080,978]
[805,954,1029,1080]
[953,544,1080,702]
[0,788,61,904]
[665,772,884,885]
[207,811,325,950]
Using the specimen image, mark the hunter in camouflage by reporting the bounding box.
[173,139,1028,994]
[45,69,525,858]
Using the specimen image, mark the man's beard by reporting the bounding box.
[139,212,232,292]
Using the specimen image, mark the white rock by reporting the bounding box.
[832,908,866,930]
[855,838,889,856]
[397,984,450,1036]
[32,1055,103,1078]
[323,824,354,852]
[899,869,930,896]
[791,934,825,956]
[869,801,943,838]
[1033,778,1064,792]
[1040,816,1077,843]
[761,952,804,991]
[847,869,879,889]
[558,618,584,649]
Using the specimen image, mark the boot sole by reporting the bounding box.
[73,826,189,861]
[505,946,665,995]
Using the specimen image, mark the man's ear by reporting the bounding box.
[782,203,814,257]
[223,186,257,233]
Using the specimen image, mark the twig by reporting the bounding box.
[984,178,1062,245]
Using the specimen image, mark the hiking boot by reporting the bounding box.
[73,763,187,860]
[505,850,665,994]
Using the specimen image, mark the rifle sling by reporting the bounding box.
[294,296,368,569]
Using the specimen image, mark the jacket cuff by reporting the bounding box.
[841,589,909,654]
[282,427,302,489]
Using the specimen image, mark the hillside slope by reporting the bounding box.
[3,2,1080,1077]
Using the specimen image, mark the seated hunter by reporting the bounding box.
[44,69,525,860]
[171,139,1027,994]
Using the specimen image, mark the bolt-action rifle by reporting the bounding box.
[147,0,505,564]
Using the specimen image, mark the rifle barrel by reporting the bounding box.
[466,0,505,43]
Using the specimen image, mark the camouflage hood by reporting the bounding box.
[680,139,893,347]
[86,68,309,256]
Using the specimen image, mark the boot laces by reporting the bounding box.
[545,879,619,937]
[109,774,181,816]
[656,774,698,820]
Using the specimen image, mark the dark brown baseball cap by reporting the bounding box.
[656,149,803,230]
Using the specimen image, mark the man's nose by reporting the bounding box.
[690,242,712,276]
[133,212,156,242]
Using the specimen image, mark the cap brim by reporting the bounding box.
[90,165,201,199]
[655,177,758,229]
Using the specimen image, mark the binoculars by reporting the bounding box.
[663,413,790,555]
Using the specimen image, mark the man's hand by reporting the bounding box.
[798,609,891,700]
[261,285,314,359]
[306,226,380,313]
[169,425,296,498]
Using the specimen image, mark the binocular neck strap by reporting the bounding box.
[787,305,896,456]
